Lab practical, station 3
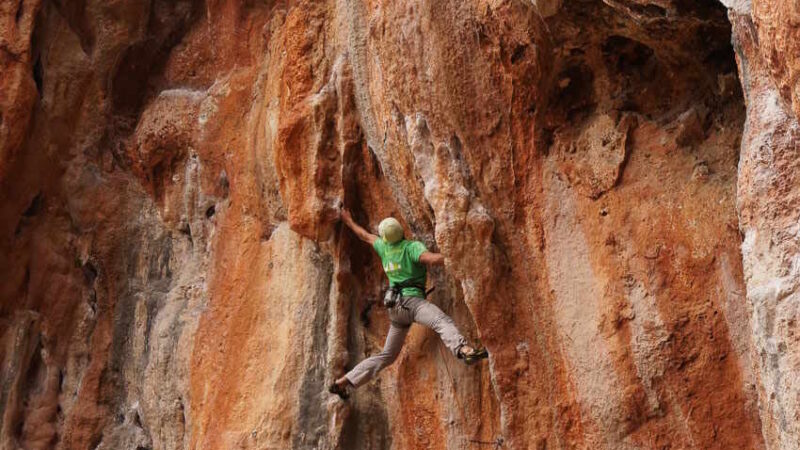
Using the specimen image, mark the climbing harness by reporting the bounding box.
[382,280,435,308]
[382,285,402,308]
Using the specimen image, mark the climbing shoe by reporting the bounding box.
[460,347,489,366]
[328,382,350,400]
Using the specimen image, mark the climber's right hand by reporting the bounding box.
[341,208,353,224]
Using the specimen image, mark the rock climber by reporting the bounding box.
[329,209,488,400]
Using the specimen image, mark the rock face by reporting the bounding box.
[734,1,800,447]
[1,0,798,449]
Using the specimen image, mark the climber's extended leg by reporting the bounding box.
[405,296,486,364]
[330,305,413,399]
[341,322,410,389]
[407,297,467,355]
[407,297,488,365]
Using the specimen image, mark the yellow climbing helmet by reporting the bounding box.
[378,217,404,243]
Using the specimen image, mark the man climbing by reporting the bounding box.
[329,209,487,400]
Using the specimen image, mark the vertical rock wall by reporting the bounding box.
[733,0,800,447]
[0,0,797,448]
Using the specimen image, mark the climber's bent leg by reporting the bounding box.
[407,297,467,357]
[344,322,409,388]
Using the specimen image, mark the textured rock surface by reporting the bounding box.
[0,0,798,449]
[733,1,800,447]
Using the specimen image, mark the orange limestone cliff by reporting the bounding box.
[2,0,799,449]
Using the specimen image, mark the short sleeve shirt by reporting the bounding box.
[373,238,428,297]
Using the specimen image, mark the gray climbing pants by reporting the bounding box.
[345,296,467,387]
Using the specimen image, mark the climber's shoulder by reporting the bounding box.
[407,239,427,249]
[372,236,385,255]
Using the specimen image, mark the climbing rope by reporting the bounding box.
[438,343,467,416]
[437,343,504,448]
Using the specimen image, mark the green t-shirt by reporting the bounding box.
[373,238,428,297]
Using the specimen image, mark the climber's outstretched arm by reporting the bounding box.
[418,252,445,266]
[341,209,378,245]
